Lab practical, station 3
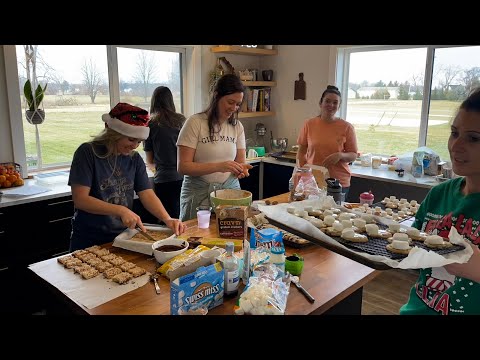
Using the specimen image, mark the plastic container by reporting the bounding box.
[359,191,374,205]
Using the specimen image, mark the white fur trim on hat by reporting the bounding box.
[102,113,150,140]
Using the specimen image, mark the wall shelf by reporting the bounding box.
[238,111,275,118]
[241,81,276,87]
[211,46,277,56]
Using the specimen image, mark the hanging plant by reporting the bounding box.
[24,79,48,124]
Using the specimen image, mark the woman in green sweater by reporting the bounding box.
[400,88,480,315]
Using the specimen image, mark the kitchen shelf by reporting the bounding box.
[238,111,275,118]
[211,46,277,56]
[241,81,276,87]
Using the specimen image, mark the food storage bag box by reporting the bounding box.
[170,262,224,315]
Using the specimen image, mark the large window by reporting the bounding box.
[6,45,191,175]
[337,45,480,161]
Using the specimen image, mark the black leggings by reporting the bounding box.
[154,179,183,221]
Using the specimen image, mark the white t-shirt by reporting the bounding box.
[177,113,246,183]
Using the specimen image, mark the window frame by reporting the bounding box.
[334,45,470,156]
[3,44,202,178]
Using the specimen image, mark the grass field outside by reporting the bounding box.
[22,97,459,169]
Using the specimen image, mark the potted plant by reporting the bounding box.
[24,79,48,125]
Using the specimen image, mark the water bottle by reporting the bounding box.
[326,178,342,204]
[224,242,239,298]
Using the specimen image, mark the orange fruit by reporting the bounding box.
[13,179,24,186]
[0,175,5,184]
[2,180,11,188]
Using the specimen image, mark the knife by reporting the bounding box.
[135,225,157,242]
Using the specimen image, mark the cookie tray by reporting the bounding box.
[266,217,465,270]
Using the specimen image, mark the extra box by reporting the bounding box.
[215,205,248,239]
[170,262,224,315]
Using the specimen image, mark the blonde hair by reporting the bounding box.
[89,128,125,158]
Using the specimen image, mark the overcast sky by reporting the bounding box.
[16,45,175,84]
[349,46,480,87]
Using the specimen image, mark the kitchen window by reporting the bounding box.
[4,45,199,177]
[336,45,480,161]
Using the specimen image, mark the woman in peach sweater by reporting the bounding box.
[296,85,358,198]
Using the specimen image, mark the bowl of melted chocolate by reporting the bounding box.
[152,237,188,264]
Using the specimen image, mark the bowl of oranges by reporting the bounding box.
[0,162,24,189]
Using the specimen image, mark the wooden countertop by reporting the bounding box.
[30,193,379,315]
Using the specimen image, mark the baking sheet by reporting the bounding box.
[29,256,150,309]
[259,198,473,269]
[113,225,174,255]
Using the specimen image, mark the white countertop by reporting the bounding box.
[0,157,438,208]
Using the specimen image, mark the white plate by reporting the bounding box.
[113,225,175,255]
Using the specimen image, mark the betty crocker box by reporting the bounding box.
[170,262,224,315]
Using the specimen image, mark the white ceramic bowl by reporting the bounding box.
[152,237,189,264]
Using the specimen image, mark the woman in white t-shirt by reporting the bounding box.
[177,74,253,221]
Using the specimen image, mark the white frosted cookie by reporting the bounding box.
[424,235,453,249]
[341,228,368,243]
[386,240,411,255]
[406,228,427,241]
[325,222,344,237]
[387,232,413,245]
[365,224,392,239]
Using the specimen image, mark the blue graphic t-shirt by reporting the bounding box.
[68,142,151,248]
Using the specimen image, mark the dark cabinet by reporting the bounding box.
[0,195,74,313]
[262,163,293,199]
[239,164,260,200]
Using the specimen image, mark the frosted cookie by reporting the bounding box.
[303,206,313,213]
[386,239,411,255]
[360,213,376,224]
[325,222,344,237]
[309,217,326,229]
[387,232,413,245]
[424,235,453,249]
[341,228,368,243]
[385,201,398,209]
[365,224,392,239]
[286,206,296,214]
[352,218,367,232]
[387,223,404,234]
[406,228,427,242]
[323,215,337,227]
[309,209,323,217]
[295,210,309,218]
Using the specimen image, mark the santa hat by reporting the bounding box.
[102,103,150,140]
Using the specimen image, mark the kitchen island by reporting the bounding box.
[29,195,379,315]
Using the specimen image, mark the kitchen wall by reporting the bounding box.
[0,45,336,164]
[0,46,14,162]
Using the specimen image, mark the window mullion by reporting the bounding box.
[418,47,435,147]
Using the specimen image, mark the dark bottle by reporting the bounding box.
[326,178,343,204]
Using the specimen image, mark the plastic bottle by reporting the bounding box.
[270,245,285,277]
[224,242,239,298]
[326,178,343,204]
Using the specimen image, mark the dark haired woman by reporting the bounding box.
[296,85,358,198]
[400,88,480,315]
[144,86,186,220]
[177,74,252,221]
